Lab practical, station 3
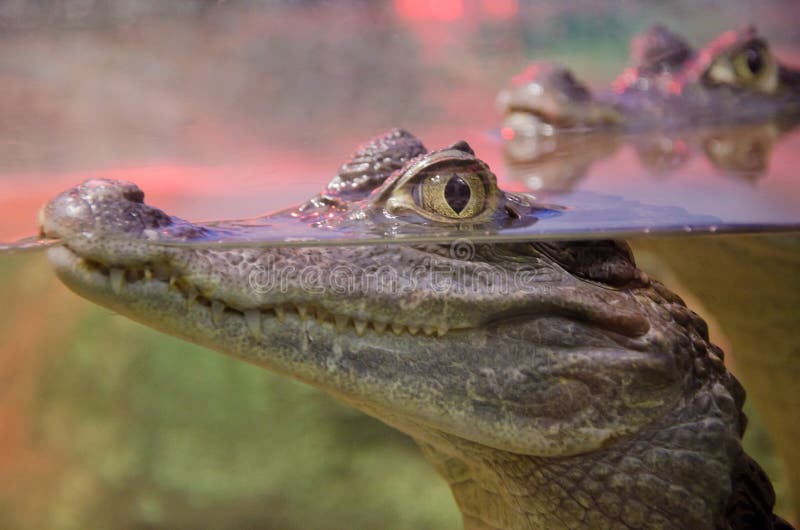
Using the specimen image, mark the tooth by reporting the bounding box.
[169,276,178,288]
[245,310,262,341]
[372,321,387,334]
[211,300,225,326]
[144,268,153,281]
[186,285,199,308]
[315,307,328,324]
[436,326,448,337]
[353,319,367,336]
[392,324,404,336]
[109,268,124,294]
[423,326,436,336]
[297,305,308,320]
[275,306,285,322]
[334,314,349,332]
[407,326,419,336]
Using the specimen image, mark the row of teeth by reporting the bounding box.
[96,262,449,340]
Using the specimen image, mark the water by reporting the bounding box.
[1,2,799,529]
[3,1,800,248]
[5,122,800,251]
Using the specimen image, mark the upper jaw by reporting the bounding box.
[49,243,679,459]
[47,243,454,339]
[47,225,653,341]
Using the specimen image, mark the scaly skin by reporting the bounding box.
[498,25,800,135]
[39,130,791,529]
[631,234,800,525]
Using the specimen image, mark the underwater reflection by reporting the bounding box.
[503,117,800,192]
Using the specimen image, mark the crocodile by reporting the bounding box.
[38,129,792,529]
[497,25,800,136]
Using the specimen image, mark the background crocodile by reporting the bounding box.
[498,25,800,135]
[38,129,791,529]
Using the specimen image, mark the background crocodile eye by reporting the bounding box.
[414,171,487,219]
[745,47,763,74]
[705,40,778,93]
[734,45,767,80]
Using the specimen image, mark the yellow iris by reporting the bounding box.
[705,40,778,94]
[416,171,487,219]
[733,45,767,82]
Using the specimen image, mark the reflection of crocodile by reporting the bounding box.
[504,120,795,192]
[39,130,792,529]
[498,26,800,135]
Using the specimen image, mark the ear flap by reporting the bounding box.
[533,240,644,288]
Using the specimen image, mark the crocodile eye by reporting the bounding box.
[705,39,778,93]
[444,176,471,213]
[734,44,767,81]
[414,172,487,219]
[382,145,501,224]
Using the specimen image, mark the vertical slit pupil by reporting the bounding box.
[445,176,471,214]
[745,47,762,74]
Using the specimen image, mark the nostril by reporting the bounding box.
[123,188,145,203]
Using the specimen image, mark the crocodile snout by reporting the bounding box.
[39,179,172,241]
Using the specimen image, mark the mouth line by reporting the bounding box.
[506,106,561,124]
[57,245,451,340]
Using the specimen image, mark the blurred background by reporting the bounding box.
[1,0,799,528]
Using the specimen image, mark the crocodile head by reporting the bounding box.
[496,61,623,134]
[39,130,786,529]
[499,25,800,134]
